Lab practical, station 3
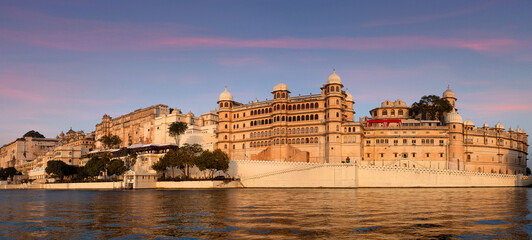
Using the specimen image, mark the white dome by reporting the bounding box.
[327,69,342,85]
[443,85,456,99]
[273,83,289,92]
[464,119,474,126]
[345,89,353,102]
[445,109,462,124]
[494,122,504,130]
[509,127,514,132]
[219,87,233,101]
[483,123,489,128]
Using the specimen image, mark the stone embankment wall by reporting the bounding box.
[231,160,532,188]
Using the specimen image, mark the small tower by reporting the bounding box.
[344,88,355,121]
[323,69,344,163]
[443,85,457,110]
[445,109,464,170]
[217,87,234,156]
[272,83,290,101]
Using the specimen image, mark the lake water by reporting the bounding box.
[0,188,531,239]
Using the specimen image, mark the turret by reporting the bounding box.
[217,87,234,155]
[443,85,457,110]
[323,69,344,163]
[272,83,290,100]
[445,109,464,170]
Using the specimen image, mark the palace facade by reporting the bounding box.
[95,104,218,150]
[217,70,528,174]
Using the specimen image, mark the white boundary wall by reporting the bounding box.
[231,160,532,188]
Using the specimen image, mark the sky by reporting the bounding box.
[0,0,531,146]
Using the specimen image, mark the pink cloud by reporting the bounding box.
[359,0,500,28]
[0,8,525,53]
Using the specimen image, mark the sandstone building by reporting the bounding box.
[95,105,218,150]
[217,70,528,174]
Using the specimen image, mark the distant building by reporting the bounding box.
[94,104,218,150]
[217,70,529,174]
[0,137,58,169]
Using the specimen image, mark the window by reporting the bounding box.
[398,110,403,115]
[412,140,416,144]
[403,139,407,144]
[382,110,387,116]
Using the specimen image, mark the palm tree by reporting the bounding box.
[168,122,188,146]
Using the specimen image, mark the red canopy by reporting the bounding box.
[367,119,402,127]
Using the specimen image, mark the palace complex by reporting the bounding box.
[217,70,529,175]
[0,70,528,180]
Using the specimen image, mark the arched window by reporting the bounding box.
[296,139,300,144]
[306,115,309,120]
[391,110,395,115]
[310,127,314,133]
[315,114,318,120]
[398,110,403,115]
[336,125,339,131]
[261,109,265,114]
[282,116,285,121]
[306,138,309,143]
[297,105,301,110]
[315,127,318,132]
[336,112,339,117]
[282,104,285,110]
[297,116,301,121]
[382,110,388,116]
[310,115,314,120]
[224,144,227,149]
[219,103,223,108]
[336,99,339,105]
[282,93,285,98]
[269,108,272,113]
[301,104,305,110]
[276,93,280,98]
[336,86,339,92]
[306,127,309,133]
[288,105,292,110]
[315,103,318,108]
[261,120,265,125]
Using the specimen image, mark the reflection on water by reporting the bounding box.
[0,188,531,239]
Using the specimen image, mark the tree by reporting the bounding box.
[107,159,127,176]
[152,155,171,179]
[409,95,453,121]
[195,150,230,179]
[118,148,137,170]
[182,143,203,178]
[176,147,199,179]
[0,167,20,180]
[99,134,122,149]
[23,130,45,138]
[168,122,187,146]
[85,156,106,177]
[46,160,68,180]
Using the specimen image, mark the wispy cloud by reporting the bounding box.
[0,8,525,53]
[359,0,500,28]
